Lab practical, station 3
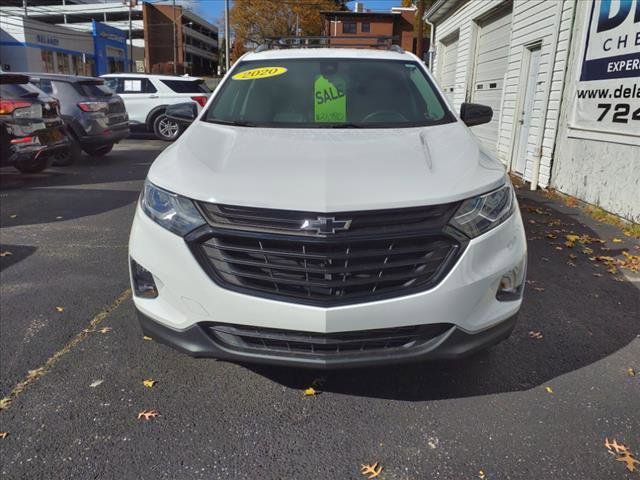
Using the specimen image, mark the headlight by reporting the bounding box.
[449,181,515,238]
[140,180,205,236]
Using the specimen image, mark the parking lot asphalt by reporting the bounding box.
[0,139,638,480]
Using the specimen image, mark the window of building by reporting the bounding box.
[361,22,370,33]
[343,22,356,34]
[56,53,71,74]
[41,50,54,73]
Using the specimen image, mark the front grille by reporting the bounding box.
[208,323,453,357]
[190,203,464,306]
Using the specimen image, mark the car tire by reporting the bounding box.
[15,158,48,174]
[52,139,82,166]
[153,114,182,142]
[84,144,114,157]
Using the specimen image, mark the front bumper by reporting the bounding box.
[130,202,527,366]
[137,309,517,368]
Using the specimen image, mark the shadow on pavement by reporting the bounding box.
[0,244,37,272]
[247,193,640,401]
[0,187,140,228]
[0,138,161,191]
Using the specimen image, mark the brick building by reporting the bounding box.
[320,7,426,57]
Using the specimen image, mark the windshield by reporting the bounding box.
[204,58,453,128]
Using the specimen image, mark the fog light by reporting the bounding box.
[131,259,158,298]
[496,261,526,301]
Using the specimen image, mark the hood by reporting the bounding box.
[148,121,506,212]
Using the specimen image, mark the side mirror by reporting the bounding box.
[460,102,493,127]
[166,102,198,125]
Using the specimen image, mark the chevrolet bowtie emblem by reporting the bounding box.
[300,216,352,235]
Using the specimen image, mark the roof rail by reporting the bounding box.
[253,36,405,52]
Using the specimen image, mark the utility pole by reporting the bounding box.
[124,0,135,73]
[416,0,426,61]
[224,0,230,72]
[172,0,177,74]
[23,0,27,16]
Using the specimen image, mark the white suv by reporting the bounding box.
[101,73,211,141]
[128,48,527,369]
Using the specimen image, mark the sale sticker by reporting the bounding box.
[314,75,346,123]
[232,67,287,80]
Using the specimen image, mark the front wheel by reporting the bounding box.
[84,144,113,157]
[153,114,181,141]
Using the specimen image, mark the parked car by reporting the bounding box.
[101,73,211,141]
[28,74,129,164]
[129,48,527,369]
[1,73,70,173]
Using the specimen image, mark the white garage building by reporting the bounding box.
[426,0,639,222]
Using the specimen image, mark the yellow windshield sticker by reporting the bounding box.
[314,75,346,123]
[232,67,287,80]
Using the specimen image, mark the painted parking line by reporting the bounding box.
[0,288,132,412]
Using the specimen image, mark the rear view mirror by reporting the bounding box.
[460,102,493,127]
[166,102,198,125]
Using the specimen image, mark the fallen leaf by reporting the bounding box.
[612,238,622,243]
[142,336,153,341]
[143,379,157,388]
[55,216,63,220]
[546,233,557,239]
[555,246,563,251]
[0,432,7,439]
[0,251,12,257]
[545,386,553,394]
[605,438,640,473]
[137,409,159,421]
[617,453,640,472]
[582,247,594,255]
[533,287,545,292]
[89,379,103,388]
[478,471,486,480]
[55,306,64,313]
[593,273,603,277]
[569,253,577,260]
[567,261,576,267]
[605,438,630,455]
[565,233,580,242]
[628,368,636,377]
[360,462,383,479]
[303,387,317,396]
[98,327,112,334]
[9,214,17,219]
[528,331,543,339]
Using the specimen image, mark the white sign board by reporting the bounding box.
[573,0,640,137]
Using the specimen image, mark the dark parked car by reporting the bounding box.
[0,73,70,174]
[28,74,129,164]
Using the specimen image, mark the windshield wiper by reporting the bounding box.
[328,123,363,128]
[208,118,256,127]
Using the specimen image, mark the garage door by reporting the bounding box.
[438,34,458,103]
[470,8,512,156]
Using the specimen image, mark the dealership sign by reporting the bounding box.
[574,0,639,136]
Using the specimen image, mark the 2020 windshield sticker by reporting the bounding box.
[232,67,287,80]
[314,75,346,123]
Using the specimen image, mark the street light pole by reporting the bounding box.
[172,0,177,74]
[128,0,133,72]
[224,0,230,72]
